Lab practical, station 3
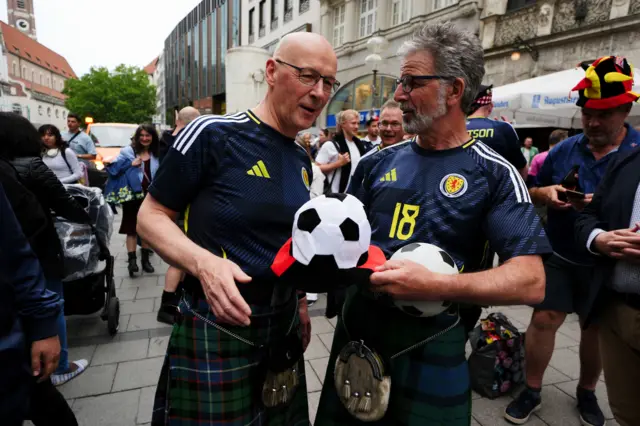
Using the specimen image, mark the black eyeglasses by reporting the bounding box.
[396,75,455,94]
[275,59,341,94]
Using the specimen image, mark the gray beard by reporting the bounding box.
[402,91,448,135]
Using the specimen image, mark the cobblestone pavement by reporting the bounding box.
[35,216,620,426]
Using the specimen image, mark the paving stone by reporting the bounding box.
[135,285,164,300]
[137,386,157,424]
[112,357,164,392]
[305,360,322,392]
[318,332,335,351]
[554,379,614,420]
[542,365,573,385]
[59,364,117,399]
[311,316,334,335]
[305,335,330,359]
[471,417,481,426]
[148,335,170,358]
[92,339,150,366]
[121,276,161,288]
[67,345,97,365]
[120,299,155,315]
[536,385,583,426]
[471,395,546,425]
[127,312,172,332]
[117,287,138,301]
[308,390,321,424]
[327,316,337,328]
[72,389,140,426]
[114,267,132,278]
[153,297,162,312]
[549,348,581,380]
[309,357,329,385]
[553,330,580,348]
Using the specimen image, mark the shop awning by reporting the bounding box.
[491,67,640,128]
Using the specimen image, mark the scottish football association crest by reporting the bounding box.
[439,173,468,198]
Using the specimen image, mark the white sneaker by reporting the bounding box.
[51,359,89,386]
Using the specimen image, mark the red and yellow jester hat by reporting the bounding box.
[572,56,639,109]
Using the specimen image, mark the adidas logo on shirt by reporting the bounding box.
[247,160,270,178]
[380,168,397,182]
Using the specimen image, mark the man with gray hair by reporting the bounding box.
[315,23,551,425]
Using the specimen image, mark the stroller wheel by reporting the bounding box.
[108,297,120,336]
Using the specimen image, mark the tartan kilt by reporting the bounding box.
[315,291,471,426]
[152,293,310,426]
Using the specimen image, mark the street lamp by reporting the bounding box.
[365,35,388,119]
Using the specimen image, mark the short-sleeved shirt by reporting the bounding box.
[528,151,549,177]
[535,124,640,264]
[316,139,362,193]
[148,111,313,293]
[62,131,97,162]
[352,138,551,272]
[466,117,527,170]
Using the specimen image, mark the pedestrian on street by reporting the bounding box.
[137,32,338,425]
[575,142,640,426]
[104,124,160,277]
[0,112,90,387]
[62,113,97,165]
[0,181,77,426]
[466,84,528,180]
[520,136,539,169]
[39,124,84,185]
[315,22,551,426]
[156,106,201,325]
[505,55,640,426]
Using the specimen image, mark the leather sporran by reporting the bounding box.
[261,331,304,408]
[334,340,391,422]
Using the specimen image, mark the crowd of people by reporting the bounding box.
[2,20,640,426]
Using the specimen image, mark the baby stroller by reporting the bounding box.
[55,185,120,335]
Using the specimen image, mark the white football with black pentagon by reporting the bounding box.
[390,242,459,317]
[292,193,371,269]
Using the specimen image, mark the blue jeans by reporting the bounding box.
[45,279,69,373]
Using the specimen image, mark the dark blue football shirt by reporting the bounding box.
[149,111,313,284]
[466,117,527,170]
[349,138,551,272]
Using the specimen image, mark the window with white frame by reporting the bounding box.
[433,0,457,10]
[332,4,345,47]
[391,0,410,26]
[359,0,378,38]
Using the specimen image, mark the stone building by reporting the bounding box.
[480,0,640,86]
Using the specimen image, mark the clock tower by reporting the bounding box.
[7,0,37,40]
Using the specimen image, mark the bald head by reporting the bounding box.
[273,32,336,67]
[178,107,200,126]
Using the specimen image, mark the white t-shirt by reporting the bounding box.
[362,135,382,146]
[316,139,362,193]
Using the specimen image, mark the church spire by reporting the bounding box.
[7,0,37,40]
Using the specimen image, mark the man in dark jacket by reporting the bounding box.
[575,146,640,426]
[0,183,63,425]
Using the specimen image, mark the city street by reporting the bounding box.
[44,214,620,426]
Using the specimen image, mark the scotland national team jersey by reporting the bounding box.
[350,138,551,272]
[466,117,527,170]
[149,110,312,285]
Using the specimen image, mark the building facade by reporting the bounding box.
[480,0,640,86]
[7,0,36,40]
[0,20,75,129]
[164,0,241,120]
[241,0,321,54]
[144,54,167,127]
[318,0,483,128]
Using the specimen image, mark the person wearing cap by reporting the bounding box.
[362,116,382,147]
[505,56,640,426]
[467,84,528,179]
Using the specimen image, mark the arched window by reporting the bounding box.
[12,103,22,115]
[38,105,43,116]
[55,109,59,118]
[12,62,17,76]
[22,66,26,78]
[47,107,51,117]
[31,71,35,81]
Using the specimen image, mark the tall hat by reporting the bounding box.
[469,84,493,114]
[572,56,639,109]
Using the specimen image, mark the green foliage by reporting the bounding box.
[63,65,156,124]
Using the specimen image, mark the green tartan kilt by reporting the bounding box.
[315,291,471,426]
[152,294,310,426]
